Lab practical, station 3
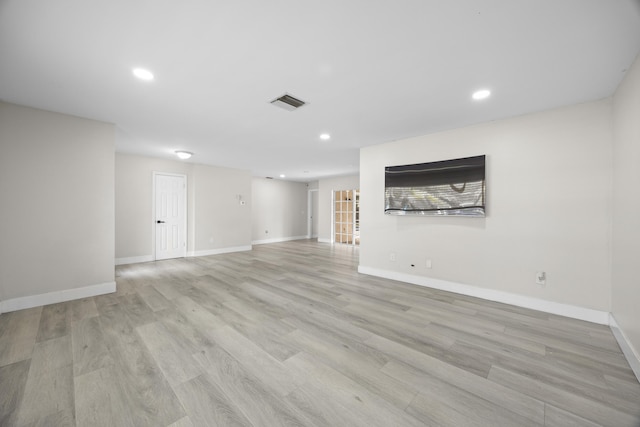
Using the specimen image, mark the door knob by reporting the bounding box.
[156,220,165,224]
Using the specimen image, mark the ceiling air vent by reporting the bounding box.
[270,93,307,111]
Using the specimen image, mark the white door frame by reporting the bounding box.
[307,189,319,238]
[152,172,188,261]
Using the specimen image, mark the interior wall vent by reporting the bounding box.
[270,93,307,111]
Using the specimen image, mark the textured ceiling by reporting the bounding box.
[1,0,639,181]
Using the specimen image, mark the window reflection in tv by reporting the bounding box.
[384,155,485,217]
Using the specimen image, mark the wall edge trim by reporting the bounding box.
[187,245,252,257]
[609,314,640,383]
[0,281,116,314]
[252,236,308,245]
[115,255,154,266]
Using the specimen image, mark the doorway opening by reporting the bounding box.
[307,189,319,239]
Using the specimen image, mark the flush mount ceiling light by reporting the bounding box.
[132,68,154,81]
[319,133,331,140]
[472,89,491,100]
[279,174,286,178]
[175,151,192,160]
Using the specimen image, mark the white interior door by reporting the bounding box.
[154,173,187,261]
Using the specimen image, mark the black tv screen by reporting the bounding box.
[385,155,486,216]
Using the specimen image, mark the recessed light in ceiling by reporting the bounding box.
[319,133,331,140]
[175,151,192,160]
[279,174,286,178]
[133,68,154,81]
[472,89,491,100]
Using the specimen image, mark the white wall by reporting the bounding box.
[612,53,640,368]
[0,102,115,312]
[318,175,360,242]
[251,178,308,244]
[192,164,252,253]
[360,100,613,314]
[115,153,252,262]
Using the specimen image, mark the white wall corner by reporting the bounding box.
[187,245,252,257]
[115,255,155,266]
[358,265,610,325]
[252,236,308,245]
[609,314,640,383]
[0,281,116,314]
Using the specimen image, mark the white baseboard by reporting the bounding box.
[0,281,116,314]
[252,236,308,245]
[115,255,154,266]
[357,265,610,325]
[317,238,332,244]
[117,246,253,265]
[609,314,640,383]
[187,245,252,257]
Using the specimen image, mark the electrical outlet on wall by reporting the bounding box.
[426,259,432,269]
[389,252,396,262]
[536,271,546,286]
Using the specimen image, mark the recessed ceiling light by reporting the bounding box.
[280,174,286,178]
[472,89,491,100]
[175,151,192,160]
[319,133,331,140]
[133,68,154,81]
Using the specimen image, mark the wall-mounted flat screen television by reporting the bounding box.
[385,155,486,217]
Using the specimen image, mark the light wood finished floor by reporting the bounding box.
[1,240,639,426]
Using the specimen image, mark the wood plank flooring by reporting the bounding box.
[1,239,639,426]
